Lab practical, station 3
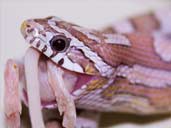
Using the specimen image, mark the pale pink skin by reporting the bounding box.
[4,60,21,128]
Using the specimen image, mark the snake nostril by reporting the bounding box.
[27,28,34,33]
[26,24,31,28]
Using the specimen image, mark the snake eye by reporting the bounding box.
[50,35,70,52]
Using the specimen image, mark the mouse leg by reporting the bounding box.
[4,59,22,128]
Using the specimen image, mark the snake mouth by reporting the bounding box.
[22,48,94,108]
[40,53,94,92]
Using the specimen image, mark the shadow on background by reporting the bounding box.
[100,112,171,127]
[20,104,171,128]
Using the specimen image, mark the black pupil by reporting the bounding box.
[52,39,66,51]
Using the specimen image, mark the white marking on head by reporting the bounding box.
[45,31,54,42]
[103,34,131,46]
[52,53,65,62]
[34,21,44,31]
[30,38,53,57]
[62,56,84,72]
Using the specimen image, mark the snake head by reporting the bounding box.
[21,16,113,76]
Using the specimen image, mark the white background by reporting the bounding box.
[1,0,171,127]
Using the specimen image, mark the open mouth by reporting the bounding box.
[22,47,94,108]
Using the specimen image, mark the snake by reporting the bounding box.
[4,8,171,128]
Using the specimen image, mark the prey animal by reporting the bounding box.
[4,8,171,128]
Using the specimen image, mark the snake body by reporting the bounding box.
[20,8,171,115]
